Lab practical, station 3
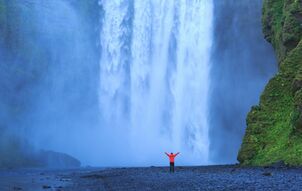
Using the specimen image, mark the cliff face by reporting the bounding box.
[238,0,302,165]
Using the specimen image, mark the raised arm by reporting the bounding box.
[165,152,169,156]
[175,152,180,156]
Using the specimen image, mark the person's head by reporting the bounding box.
[171,152,173,155]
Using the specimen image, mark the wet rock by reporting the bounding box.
[59,178,72,181]
[271,161,287,168]
[81,174,103,179]
[292,78,302,93]
[262,172,273,176]
[42,185,51,189]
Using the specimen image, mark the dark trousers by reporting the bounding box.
[170,162,175,173]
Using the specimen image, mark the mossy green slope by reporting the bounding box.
[238,0,302,165]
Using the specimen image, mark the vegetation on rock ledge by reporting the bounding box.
[238,0,302,165]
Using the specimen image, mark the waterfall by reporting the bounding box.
[99,0,213,166]
[0,0,279,168]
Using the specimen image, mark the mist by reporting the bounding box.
[0,0,100,166]
[209,0,277,163]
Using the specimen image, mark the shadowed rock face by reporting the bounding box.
[209,0,277,163]
[0,131,80,168]
[35,150,81,168]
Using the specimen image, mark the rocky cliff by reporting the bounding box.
[238,0,302,165]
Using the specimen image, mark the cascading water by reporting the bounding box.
[0,0,279,168]
[99,0,213,166]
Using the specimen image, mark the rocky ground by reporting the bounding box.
[1,165,302,191]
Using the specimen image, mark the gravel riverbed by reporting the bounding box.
[1,165,302,191]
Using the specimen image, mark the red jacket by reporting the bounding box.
[165,152,180,163]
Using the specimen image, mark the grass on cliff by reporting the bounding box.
[262,0,302,60]
[239,40,302,165]
[239,0,302,166]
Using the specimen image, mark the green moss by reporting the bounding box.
[262,0,302,61]
[262,0,284,60]
[238,0,302,166]
[239,40,302,165]
[282,1,302,49]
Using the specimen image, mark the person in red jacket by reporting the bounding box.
[165,152,180,173]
